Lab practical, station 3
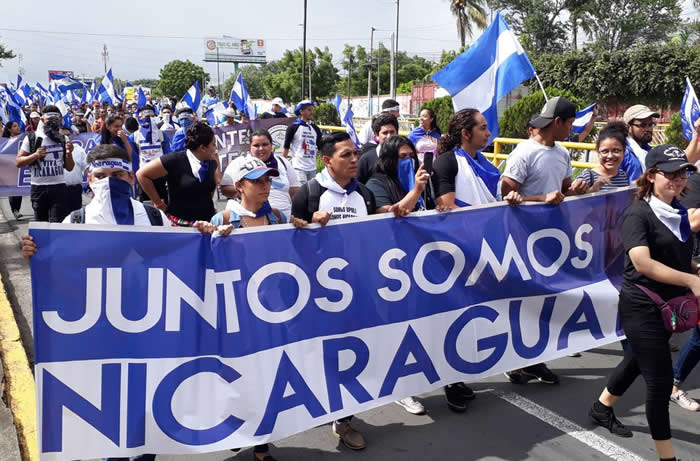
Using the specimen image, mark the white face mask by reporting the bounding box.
[87,176,134,225]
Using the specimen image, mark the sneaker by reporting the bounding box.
[504,370,527,384]
[451,382,476,400]
[589,403,633,437]
[395,396,425,414]
[568,352,582,357]
[670,389,700,411]
[444,385,468,412]
[522,363,559,384]
[332,421,366,450]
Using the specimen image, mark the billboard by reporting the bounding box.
[204,38,266,64]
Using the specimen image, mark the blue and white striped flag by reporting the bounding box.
[97,69,118,105]
[333,94,360,148]
[35,83,49,104]
[80,83,94,105]
[55,100,72,129]
[0,87,27,129]
[51,74,84,94]
[204,101,227,126]
[432,12,535,143]
[681,77,700,141]
[571,103,597,134]
[181,81,202,114]
[230,73,256,120]
[137,87,148,109]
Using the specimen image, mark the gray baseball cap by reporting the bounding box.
[529,96,577,129]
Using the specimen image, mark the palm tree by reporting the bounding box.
[449,0,489,48]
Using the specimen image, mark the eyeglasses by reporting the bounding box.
[599,148,623,156]
[630,122,656,129]
[656,169,691,180]
[246,176,272,185]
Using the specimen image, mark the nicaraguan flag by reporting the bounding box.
[571,103,597,134]
[432,12,535,143]
[333,94,361,148]
[51,74,85,94]
[35,83,49,104]
[204,101,227,126]
[97,69,118,105]
[181,81,202,114]
[681,77,700,141]
[0,87,27,129]
[230,73,256,120]
[56,100,72,129]
[137,87,147,109]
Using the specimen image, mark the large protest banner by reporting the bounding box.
[0,118,292,196]
[30,189,632,460]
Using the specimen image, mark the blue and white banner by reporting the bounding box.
[431,11,536,143]
[572,103,596,134]
[334,93,361,148]
[681,77,700,141]
[30,189,632,460]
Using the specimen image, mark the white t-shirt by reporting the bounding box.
[20,128,68,186]
[358,120,375,145]
[502,138,572,197]
[319,189,369,220]
[63,144,88,186]
[289,124,320,172]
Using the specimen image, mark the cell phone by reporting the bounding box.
[423,152,434,175]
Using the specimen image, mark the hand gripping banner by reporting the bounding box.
[30,189,632,460]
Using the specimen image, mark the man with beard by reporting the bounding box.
[15,105,75,222]
[129,104,172,202]
[621,105,660,181]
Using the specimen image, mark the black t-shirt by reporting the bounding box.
[621,200,694,305]
[431,150,459,198]
[161,151,217,222]
[680,173,700,209]
[357,146,380,184]
[260,111,288,119]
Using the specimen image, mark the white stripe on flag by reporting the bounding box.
[451,28,522,112]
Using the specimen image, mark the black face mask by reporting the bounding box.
[43,119,63,143]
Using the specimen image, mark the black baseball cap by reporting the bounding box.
[645,144,697,173]
[529,96,577,129]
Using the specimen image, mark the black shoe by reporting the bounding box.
[254,454,277,461]
[522,363,559,384]
[444,385,468,412]
[504,370,527,384]
[451,382,476,400]
[589,404,633,437]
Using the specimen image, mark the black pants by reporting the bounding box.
[65,184,83,215]
[30,183,68,223]
[138,177,168,204]
[9,196,22,213]
[606,292,673,440]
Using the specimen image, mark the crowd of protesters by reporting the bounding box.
[10,88,700,461]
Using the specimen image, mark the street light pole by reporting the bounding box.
[301,0,307,101]
[367,27,374,116]
[393,0,399,98]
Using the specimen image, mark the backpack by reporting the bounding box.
[220,208,282,228]
[69,203,163,225]
[305,178,375,218]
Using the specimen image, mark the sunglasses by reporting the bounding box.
[655,169,692,180]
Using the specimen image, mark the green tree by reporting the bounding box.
[314,102,341,125]
[448,0,488,48]
[222,65,267,100]
[665,113,689,149]
[581,0,681,51]
[421,96,455,134]
[263,47,339,104]
[492,0,571,53]
[0,43,15,65]
[157,60,209,99]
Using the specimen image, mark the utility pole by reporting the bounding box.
[309,62,312,101]
[347,53,353,102]
[301,0,307,101]
[216,46,221,99]
[367,27,374,116]
[18,53,24,77]
[393,0,400,98]
[101,44,109,73]
[390,33,395,99]
[377,43,381,110]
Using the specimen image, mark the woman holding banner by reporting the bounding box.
[590,144,700,461]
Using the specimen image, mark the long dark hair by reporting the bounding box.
[420,108,438,132]
[100,114,124,145]
[375,136,417,180]
[2,121,18,138]
[437,108,480,154]
[596,121,627,151]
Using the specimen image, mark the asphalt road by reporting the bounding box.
[0,197,699,461]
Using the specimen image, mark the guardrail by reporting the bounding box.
[318,125,599,170]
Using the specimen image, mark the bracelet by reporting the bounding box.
[154,201,167,210]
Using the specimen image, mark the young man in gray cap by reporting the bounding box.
[501,96,589,385]
[621,104,661,181]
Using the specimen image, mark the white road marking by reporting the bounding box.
[493,390,647,461]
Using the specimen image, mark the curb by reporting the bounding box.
[0,276,37,461]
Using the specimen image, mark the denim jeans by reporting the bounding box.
[673,326,700,385]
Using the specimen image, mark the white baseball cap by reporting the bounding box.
[271,97,284,106]
[228,156,279,183]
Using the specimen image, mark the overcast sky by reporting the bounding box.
[1,0,697,89]
[0,0,465,87]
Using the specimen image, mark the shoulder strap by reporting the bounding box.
[634,284,665,305]
[143,204,164,226]
[69,207,85,224]
[270,208,282,224]
[276,155,289,173]
[306,179,324,217]
[356,182,375,214]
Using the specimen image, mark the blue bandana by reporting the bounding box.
[108,177,134,225]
